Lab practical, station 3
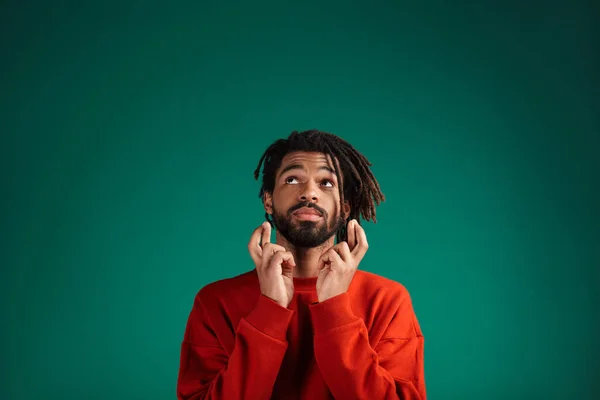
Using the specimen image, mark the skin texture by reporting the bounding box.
[247,151,369,305]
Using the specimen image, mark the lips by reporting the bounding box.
[292,207,323,221]
[293,207,321,216]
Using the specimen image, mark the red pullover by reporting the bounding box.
[177,269,426,399]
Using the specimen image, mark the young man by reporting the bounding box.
[177,130,426,399]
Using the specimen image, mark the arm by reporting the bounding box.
[309,291,426,400]
[177,293,294,400]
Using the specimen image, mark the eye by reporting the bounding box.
[285,176,299,184]
[321,179,334,188]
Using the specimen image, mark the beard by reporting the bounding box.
[271,201,345,248]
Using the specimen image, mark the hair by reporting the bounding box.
[253,129,385,242]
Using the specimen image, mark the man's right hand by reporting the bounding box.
[248,221,295,308]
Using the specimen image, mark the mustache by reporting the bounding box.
[288,202,326,216]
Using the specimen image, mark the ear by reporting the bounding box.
[263,191,273,215]
[342,200,351,220]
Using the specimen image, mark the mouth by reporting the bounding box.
[293,213,322,221]
[292,207,323,221]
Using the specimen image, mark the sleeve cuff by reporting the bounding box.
[244,294,294,341]
[309,292,360,334]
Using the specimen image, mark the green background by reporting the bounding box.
[2,1,598,399]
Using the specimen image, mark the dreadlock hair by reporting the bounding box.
[253,129,385,243]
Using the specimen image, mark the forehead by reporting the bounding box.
[279,151,334,169]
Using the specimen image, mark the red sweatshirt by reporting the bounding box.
[177,269,426,399]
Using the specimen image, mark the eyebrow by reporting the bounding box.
[277,164,336,179]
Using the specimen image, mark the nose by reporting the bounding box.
[299,180,319,202]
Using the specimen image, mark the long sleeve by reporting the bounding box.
[177,292,294,400]
[309,291,426,400]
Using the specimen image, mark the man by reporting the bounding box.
[177,130,426,399]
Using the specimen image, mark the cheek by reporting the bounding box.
[326,196,341,215]
[272,189,292,211]
[275,186,298,202]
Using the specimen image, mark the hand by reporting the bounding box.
[248,221,296,308]
[316,219,368,303]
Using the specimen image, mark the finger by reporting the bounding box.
[261,221,271,247]
[262,242,286,258]
[318,248,343,270]
[248,223,264,249]
[317,253,329,271]
[317,248,331,271]
[351,222,369,261]
[281,255,295,276]
[259,243,281,269]
[334,241,352,263]
[328,248,344,269]
[248,223,266,264]
[347,219,357,251]
[270,251,296,269]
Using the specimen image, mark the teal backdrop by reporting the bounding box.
[2,1,598,399]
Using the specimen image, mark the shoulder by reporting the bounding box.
[352,270,411,301]
[350,270,416,319]
[195,269,259,305]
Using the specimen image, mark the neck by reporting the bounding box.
[275,231,334,278]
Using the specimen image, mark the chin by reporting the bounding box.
[295,220,324,228]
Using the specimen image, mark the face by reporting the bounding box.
[264,151,350,248]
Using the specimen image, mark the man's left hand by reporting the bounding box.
[316,219,368,303]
